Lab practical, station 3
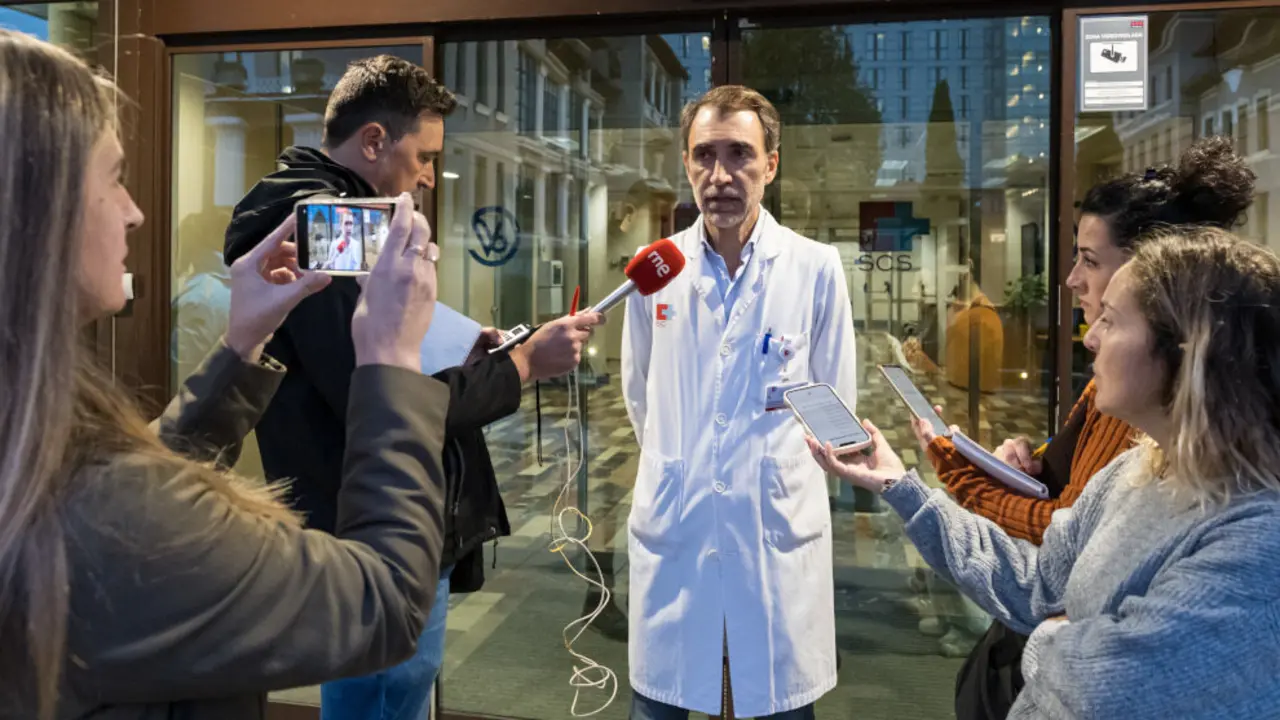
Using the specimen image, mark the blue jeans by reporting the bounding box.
[321,568,452,720]
[630,692,815,720]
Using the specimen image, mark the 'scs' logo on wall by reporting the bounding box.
[655,303,676,327]
[469,206,520,267]
[854,254,915,272]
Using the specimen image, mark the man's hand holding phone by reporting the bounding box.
[508,312,606,383]
[466,327,505,366]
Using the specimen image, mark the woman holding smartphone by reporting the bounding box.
[0,31,450,720]
[813,228,1280,719]
[912,137,1255,717]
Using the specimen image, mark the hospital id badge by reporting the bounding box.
[766,381,806,411]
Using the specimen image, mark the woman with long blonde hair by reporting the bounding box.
[0,30,451,719]
[814,227,1280,717]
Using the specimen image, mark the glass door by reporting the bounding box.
[435,29,711,720]
[168,43,426,493]
[738,16,1054,717]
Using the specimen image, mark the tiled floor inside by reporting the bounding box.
[272,334,1051,719]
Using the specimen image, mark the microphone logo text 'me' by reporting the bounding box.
[648,251,671,278]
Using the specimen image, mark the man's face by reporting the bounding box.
[683,107,779,231]
[371,113,445,197]
[340,213,355,240]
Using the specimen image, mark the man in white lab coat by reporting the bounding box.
[325,208,362,272]
[622,85,857,719]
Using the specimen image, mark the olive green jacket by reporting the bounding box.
[23,343,449,719]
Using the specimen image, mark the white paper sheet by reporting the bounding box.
[950,430,1051,499]
[419,302,484,376]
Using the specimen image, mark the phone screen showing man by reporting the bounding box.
[299,201,394,274]
[786,385,870,450]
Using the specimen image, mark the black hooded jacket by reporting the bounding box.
[223,146,517,593]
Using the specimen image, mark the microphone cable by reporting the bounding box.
[547,366,619,717]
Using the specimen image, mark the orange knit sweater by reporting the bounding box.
[925,380,1136,544]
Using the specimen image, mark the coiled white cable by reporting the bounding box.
[547,368,619,716]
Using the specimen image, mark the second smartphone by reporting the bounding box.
[295,196,398,276]
[784,383,874,455]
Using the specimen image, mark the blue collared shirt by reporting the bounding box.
[702,225,760,323]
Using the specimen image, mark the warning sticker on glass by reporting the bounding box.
[1079,15,1148,112]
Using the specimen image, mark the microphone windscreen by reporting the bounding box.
[624,239,686,296]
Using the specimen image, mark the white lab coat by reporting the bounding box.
[621,209,858,716]
[327,237,361,271]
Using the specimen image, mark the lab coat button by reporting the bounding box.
[715,413,727,426]
[708,548,719,559]
[713,481,727,493]
[720,344,731,356]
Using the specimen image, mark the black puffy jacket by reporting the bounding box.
[223,146,516,592]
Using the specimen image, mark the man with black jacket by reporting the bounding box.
[224,55,601,720]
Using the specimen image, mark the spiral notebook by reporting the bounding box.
[950,430,1051,499]
[419,302,483,376]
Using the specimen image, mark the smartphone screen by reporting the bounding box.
[785,384,871,450]
[880,365,950,437]
[296,199,395,275]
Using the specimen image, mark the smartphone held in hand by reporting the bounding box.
[878,364,951,438]
[784,383,874,455]
[295,196,398,276]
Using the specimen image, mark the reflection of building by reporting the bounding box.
[438,36,699,364]
[176,50,373,214]
[850,18,1052,189]
[763,19,1052,391]
[665,33,713,105]
[1103,14,1280,249]
[0,2,99,52]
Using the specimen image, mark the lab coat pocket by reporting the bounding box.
[761,450,830,552]
[629,450,686,552]
[755,331,811,386]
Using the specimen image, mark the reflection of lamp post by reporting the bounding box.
[212,58,248,93]
[292,57,326,94]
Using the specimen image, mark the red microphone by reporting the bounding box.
[589,238,687,314]
[489,239,686,355]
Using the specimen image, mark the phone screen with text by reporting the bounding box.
[787,385,870,449]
